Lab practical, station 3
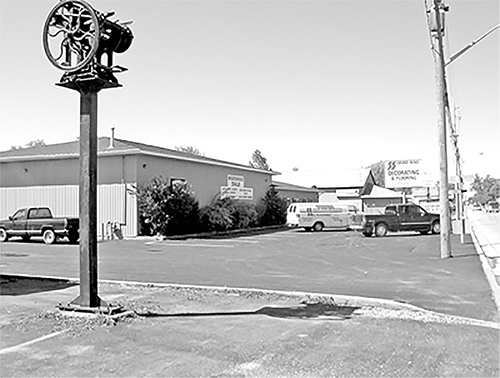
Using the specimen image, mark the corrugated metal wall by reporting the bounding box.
[0,183,137,237]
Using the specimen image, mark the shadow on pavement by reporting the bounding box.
[135,302,361,321]
[0,275,77,296]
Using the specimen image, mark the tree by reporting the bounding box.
[470,175,500,205]
[26,139,46,148]
[136,176,200,236]
[175,145,204,156]
[257,185,287,226]
[369,160,385,187]
[249,149,270,170]
[10,139,46,150]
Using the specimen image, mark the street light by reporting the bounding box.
[445,24,500,67]
[444,24,499,244]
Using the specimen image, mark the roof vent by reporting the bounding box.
[109,127,115,149]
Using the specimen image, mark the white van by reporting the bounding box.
[286,202,363,231]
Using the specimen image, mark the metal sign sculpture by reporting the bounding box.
[43,0,133,311]
[43,0,133,88]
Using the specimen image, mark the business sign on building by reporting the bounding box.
[221,175,253,200]
[385,159,422,188]
[227,175,244,188]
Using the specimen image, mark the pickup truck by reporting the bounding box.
[360,204,440,237]
[0,207,79,244]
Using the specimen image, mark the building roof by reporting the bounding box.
[277,168,373,189]
[362,185,403,198]
[0,138,279,175]
[272,180,320,193]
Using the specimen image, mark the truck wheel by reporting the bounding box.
[375,223,388,237]
[0,229,8,242]
[431,221,440,234]
[43,229,56,244]
[313,222,324,232]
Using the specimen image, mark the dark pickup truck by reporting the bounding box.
[0,207,79,244]
[360,204,440,237]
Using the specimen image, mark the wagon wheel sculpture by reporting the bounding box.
[43,0,100,72]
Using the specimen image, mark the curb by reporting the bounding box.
[119,225,289,242]
[470,226,500,315]
[0,272,479,317]
[163,225,289,241]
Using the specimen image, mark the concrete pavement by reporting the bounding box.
[468,210,500,312]
[1,277,499,377]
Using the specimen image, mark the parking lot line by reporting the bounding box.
[150,242,234,248]
[202,239,259,244]
[0,330,68,355]
[242,233,299,240]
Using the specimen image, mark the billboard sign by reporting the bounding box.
[385,159,422,188]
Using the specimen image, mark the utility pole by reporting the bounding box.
[427,0,452,258]
[425,0,499,256]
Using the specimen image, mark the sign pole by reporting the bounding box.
[71,85,102,307]
[43,0,133,311]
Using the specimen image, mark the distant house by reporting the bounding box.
[0,136,278,237]
[277,168,402,211]
[272,181,319,203]
[361,185,403,214]
[316,169,376,208]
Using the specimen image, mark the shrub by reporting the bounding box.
[199,203,233,232]
[257,186,288,226]
[137,176,199,236]
[226,199,258,230]
[200,198,258,232]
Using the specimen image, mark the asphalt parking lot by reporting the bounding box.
[1,227,499,377]
[0,229,497,321]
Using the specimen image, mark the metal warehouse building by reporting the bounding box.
[0,137,278,237]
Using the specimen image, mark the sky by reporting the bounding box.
[1,0,499,183]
